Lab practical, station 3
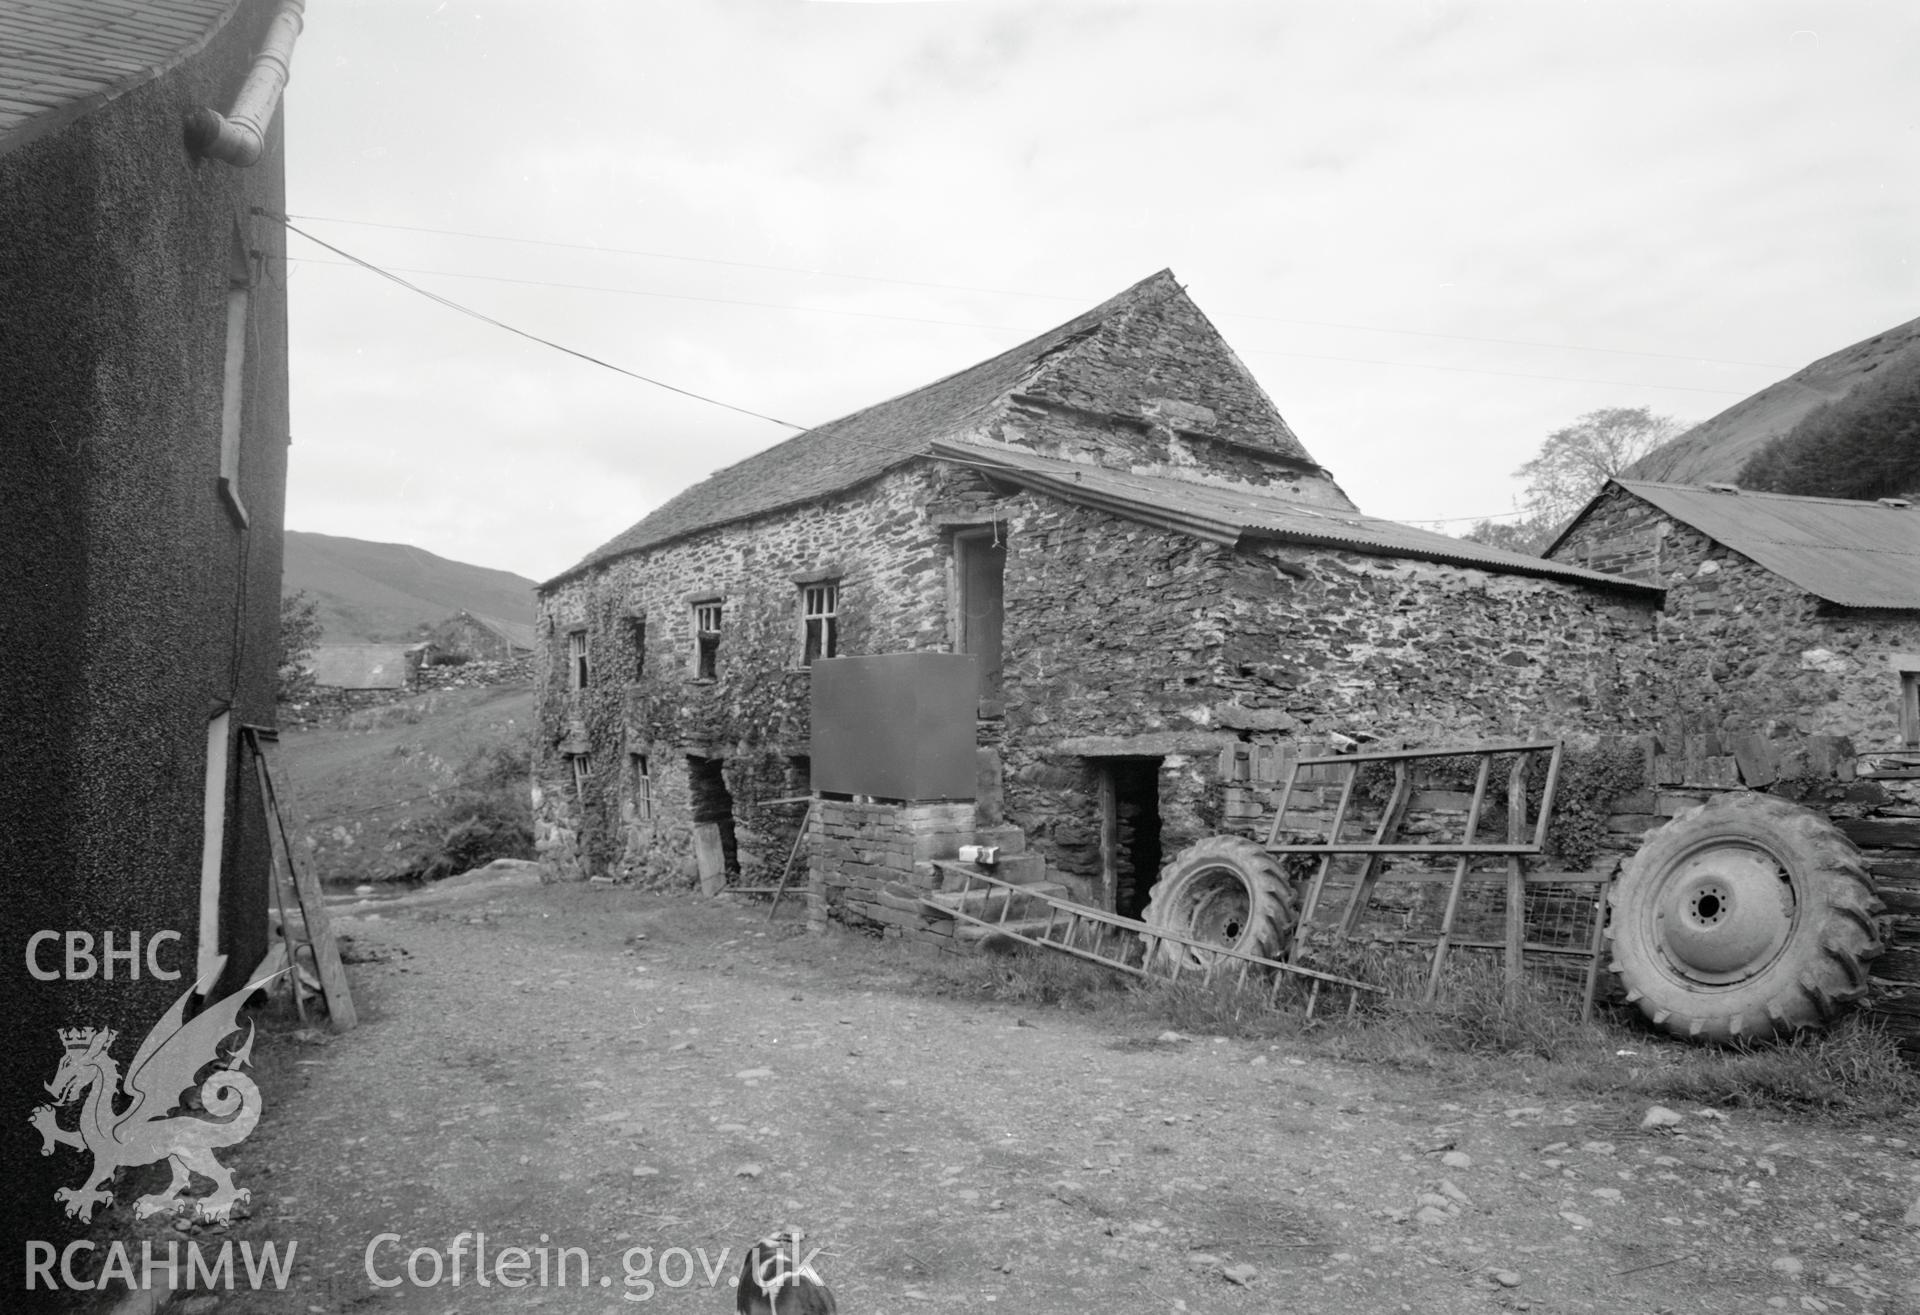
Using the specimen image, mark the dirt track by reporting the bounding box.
[179,872,1920,1314]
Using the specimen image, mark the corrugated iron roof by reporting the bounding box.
[1605,480,1920,609]
[0,0,241,155]
[931,440,1662,594]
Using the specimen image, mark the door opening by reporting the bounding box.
[686,755,740,885]
[954,530,1005,702]
[1100,757,1164,918]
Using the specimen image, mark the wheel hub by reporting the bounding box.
[1655,843,1796,983]
[1185,870,1250,948]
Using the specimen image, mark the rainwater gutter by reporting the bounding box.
[186,0,305,166]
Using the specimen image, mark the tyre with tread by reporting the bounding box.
[1609,792,1882,1043]
[1141,837,1296,970]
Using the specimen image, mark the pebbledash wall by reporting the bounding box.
[0,0,297,1283]
[1550,484,1920,752]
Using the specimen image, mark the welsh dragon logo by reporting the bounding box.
[30,967,280,1224]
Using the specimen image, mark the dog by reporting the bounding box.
[736,1229,836,1314]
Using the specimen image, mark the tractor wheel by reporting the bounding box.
[1609,792,1883,1043]
[1141,837,1296,971]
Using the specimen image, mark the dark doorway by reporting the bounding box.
[686,755,740,880]
[1100,757,1164,918]
[955,530,1005,701]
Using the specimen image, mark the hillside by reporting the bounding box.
[1625,313,1920,485]
[284,530,538,643]
[279,685,535,884]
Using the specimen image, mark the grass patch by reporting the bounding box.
[410,740,534,881]
[1606,1015,1920,1119]
[841,923,1919,1120]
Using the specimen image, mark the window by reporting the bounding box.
[218,227,252,526]
[801,581,839,666]
[624,615,646,680]
[954,530,1006,700]
[693,601,722,679]
[570,752,591,800]
[630,753,652,820]
[1903,672,1920,749]
[566,629,589,690]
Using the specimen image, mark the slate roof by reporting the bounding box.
[1563,480,1920,610]
[548,269,1323,587]
[448,611,537,653]
[306,644,420,691]
[933,440,1662,595]
[0,0,240,155]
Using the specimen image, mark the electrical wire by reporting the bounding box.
[267,213,805,430]
[284,250,1753,397]
[267,213,1720,530]
[283,255,1009,332]
[285,212,1791,370]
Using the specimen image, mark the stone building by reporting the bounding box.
[0,0,306,1280]
[428,609,537,664]
[533,271,1665,910]
[1547,480,1920,754]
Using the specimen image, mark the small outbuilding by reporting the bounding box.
[1547,479,1920,753]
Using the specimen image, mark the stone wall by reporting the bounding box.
[985,497,1665,885]
[534,462,982,884]
[806,799,977,952]
[1553,484,1920,751]
[536,459,1674,901]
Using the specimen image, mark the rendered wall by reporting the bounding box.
[0,0,291,1284]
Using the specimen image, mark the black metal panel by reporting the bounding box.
[811,653,978,800]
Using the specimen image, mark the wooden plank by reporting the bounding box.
[765,799,814,922]
[250,734,357,1032]
[693,823,728,894]
[1269,842,1545,855]
[1098,766,1118,915]
[258,783,308,1027]
[1530,741,1564,852]
[1730,732,1777,788]
[1263,758,1302,847]
[1839,818,1920,849]
[1336,761,1413,937]
[1505,753,1529,985]
[1289,761,1360,960]
[1699,756,1741,788]
[1290,739,1560,768]
[1426,758,1494,1002]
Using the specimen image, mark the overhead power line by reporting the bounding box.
[287,251,1752,397]
[286,212,1792,372]
[267,213,805,431]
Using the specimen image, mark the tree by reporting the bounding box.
[1461,405,1683,555]
[277,590,323,704]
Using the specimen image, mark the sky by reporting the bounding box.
[282,0,1919,584]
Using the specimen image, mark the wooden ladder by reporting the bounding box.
[243,727,357,1031]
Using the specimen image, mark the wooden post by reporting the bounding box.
[247,730,357,1032]
[1336,760,1413,938]
[1098,766,1119,914]
[693,822,728,895]
[1505,753,1530,985]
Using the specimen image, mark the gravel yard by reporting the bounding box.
[145,869,1920,1315]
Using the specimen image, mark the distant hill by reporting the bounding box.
[1625,314,1920,485]
[284,530,538,643]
